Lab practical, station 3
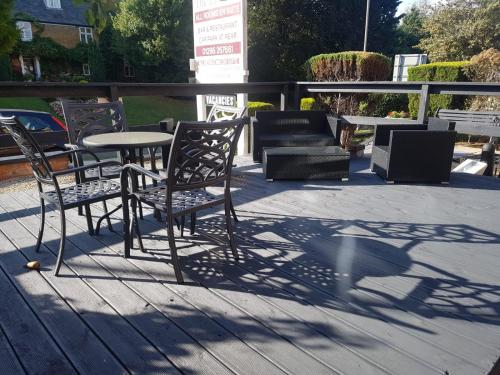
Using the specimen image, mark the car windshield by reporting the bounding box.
[17,115,57,132]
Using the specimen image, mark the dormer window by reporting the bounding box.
[16,21,33,41]
[45,0,61,9]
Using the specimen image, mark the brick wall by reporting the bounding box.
[39,23,82,49]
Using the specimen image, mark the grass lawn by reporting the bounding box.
[123,96,197,126]
[0,97,55,113]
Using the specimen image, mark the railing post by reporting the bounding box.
[292,83,301,110]
[280,84,289,110]
[417,84,430,123]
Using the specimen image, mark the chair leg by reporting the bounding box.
[225,200,239,260]
[180,216,185,237]
[78,206,83,216]
[54,209,66,276]
[131,198,145,252]
[84,204,94,235]
[122,194,131,258]
[230,198,238,222]
[102,201,113,231]
[167,215,184,283]
[35,198,45,253]
[190,212,196,235]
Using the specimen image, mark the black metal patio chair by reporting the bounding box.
[0,115,122,276]
[121,117,247,283]
[60,100,127,232]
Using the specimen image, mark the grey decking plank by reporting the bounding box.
[34,194,332,375]
[103,190,493,374]
[12,192,282,375]
[73,208,370,375]
[0,202,180,375]
[98,199,441,374]
[0,323,25,375]
[0,261,76,374]
[2,193,234,375]
[232,179,498,338]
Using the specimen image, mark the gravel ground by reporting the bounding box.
[0,174,75,194]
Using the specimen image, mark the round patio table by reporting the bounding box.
[82,131,174,150]
[82,131,174,231]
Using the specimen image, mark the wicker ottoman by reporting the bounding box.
[263,146,350,181]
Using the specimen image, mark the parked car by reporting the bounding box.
[0,109,67,157]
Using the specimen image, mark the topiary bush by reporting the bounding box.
[305,51,391,82]
[300,97,319,111]
[247,101,274,116]
[304,51,391,147]
[407,61,469,118]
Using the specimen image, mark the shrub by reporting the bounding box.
[305,51,391,82]
[464,48,500,111]
[359,93,409,117]
[300,98,319,111]
[247,101,274,116]
[304,51,392,147]
[0,54,11,81]
[407,61,469,118]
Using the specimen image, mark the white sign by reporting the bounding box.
[192,0,248,83]
[192,0,249,154]
[205,94,237,107]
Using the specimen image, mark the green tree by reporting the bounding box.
[417,0,500,61]
[395,5,428,53]
[0,0,19,55]
[73,0,117,35]
[112,0,192,82]
[248,0,401,81]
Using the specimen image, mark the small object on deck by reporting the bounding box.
[452,159,488,175]
[25,261,40,271]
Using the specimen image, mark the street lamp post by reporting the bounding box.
[363,0,371,51]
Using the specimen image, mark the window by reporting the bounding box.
[44,0,61,9]
[16,21,32,42]
[79,27,93,43]
[123,59,135,78]
[82,63,91,76]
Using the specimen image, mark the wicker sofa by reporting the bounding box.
[370,123,457,183]
[251,110,341,162]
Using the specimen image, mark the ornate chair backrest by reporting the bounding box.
[206,105,247,122]
[166,118,247,193]
[0,116,53,184]
[61,100,128,145]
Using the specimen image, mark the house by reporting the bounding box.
[11,0,94,80]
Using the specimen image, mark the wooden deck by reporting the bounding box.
[0,155,499,375]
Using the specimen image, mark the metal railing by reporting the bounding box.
[0,80,498,123]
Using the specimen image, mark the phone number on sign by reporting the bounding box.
[196,42,241,57]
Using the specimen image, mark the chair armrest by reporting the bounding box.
[46,148,101,163]
[326,115,341,145]
[122,163,166,182]
[52,160,121,178]
[374,125,427,146]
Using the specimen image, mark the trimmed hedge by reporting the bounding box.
[408,61,469,118]
[247,101,274,116]
[0,55,11,81]
[300,97,319,110]
[305,51,391,81]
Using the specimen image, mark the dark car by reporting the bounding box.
[0,109,67,157]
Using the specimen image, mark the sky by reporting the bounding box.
[397,0,440,15]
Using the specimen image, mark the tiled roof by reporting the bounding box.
[13,0,91,27]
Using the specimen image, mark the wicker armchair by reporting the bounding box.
[121,117,247,283]
[0,116,122,276]
[370,124,456,183]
